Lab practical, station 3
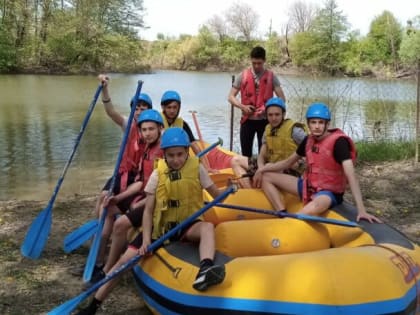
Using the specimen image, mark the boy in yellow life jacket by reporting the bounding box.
[160,90,215,173]
[232,97,307,188]
[75,128,225,315]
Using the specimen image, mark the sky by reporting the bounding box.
[140,0,420,41]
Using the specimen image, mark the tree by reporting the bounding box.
[225,2,259,42]
[287,0,316,33]
[309,0,349,74]
[399,15,420,66]
[364,10,402,71]
[206,14,229,42]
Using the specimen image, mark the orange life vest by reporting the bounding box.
[240,68,274,123]
[303,129,356,204]
[119,121,144,191]
[137,141,163,186]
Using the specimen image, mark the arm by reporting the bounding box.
[228,86,255,115]
[206,184,221,199]
[257,143,267,169]
[109,181,143,205]
[342,159,382,223]
[274,85,286,103]
[138,193,155,255]
[261,152,301,173]
[98,74,125,128]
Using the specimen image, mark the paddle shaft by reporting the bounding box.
[191,111,203,142]
[229,75,235,151]
[20,84,103,259]
[48,185,235,315]
[212,203,360,228]
[83,81,143,282]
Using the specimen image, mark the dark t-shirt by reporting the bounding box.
[296,136,351,163]
[182,121,196,143]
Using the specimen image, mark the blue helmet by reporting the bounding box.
[265,97,286,111]
[306,103,331,121]
[137,109,163,126]
[161,127,190,149]
[161,90,181,105]
[131,93,153,109]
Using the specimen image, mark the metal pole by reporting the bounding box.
[229,75,235,151]
[415,61,420,164]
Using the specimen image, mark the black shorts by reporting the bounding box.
[125,206,144,228]
[102,171,137,195]
[128,220,201,249]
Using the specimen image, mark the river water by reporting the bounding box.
[0,71,416,200]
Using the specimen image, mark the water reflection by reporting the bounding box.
[0,72,416,200]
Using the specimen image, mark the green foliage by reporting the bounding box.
[309,0,349,74]
[289,31,318,67]
[356,141,415,161]
[399,16,420,65]
[265,33,283,66]
[0,25,17,72]
[364,11,402,67]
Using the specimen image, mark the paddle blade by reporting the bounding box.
[83,210,106,282]
[21,206,52,259]
[47,291,89,315]
[63,220,98,253]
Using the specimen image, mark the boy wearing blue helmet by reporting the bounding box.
[82,109,165,290]
[76,128,225,315]
[69,75,153,278]
[160,90,215,172]
[232,97,307,188]
[139,127,225,291]
[258,103,381,223]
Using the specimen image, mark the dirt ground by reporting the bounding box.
[0,160,419,315]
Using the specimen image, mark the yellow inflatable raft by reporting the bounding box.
[132,167,420,315]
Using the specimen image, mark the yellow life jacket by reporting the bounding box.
[152,157,203,239]
[160,112,184,129]
[265,119,308,175]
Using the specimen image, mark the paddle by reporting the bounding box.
[190,110,203,142]
[62,137,224,253]
[63,219,98,253]
[20,84,103,259]
[229,75,235,151]
[47,185,236,315]
[83,80,143,282]
[210,203,361,228]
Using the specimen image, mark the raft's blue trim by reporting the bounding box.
[133,266,419,315]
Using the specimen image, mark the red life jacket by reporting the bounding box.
[240,68,274,124]
[137,140,163,186]
[303,129,356,204]
[119,121,144,191]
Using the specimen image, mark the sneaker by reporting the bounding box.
[193,264,226,292]
[82,267,106,290]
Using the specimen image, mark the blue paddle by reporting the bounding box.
[63,219,98,253]
[20,84,103,259]
[211,203,361,228]
[82,81,143,282]
[47,185,236,315]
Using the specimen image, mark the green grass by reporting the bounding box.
[355,141,416,162]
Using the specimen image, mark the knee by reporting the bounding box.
[201,221,215,234]
[113,216,130,236]
[230,156,240,168]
